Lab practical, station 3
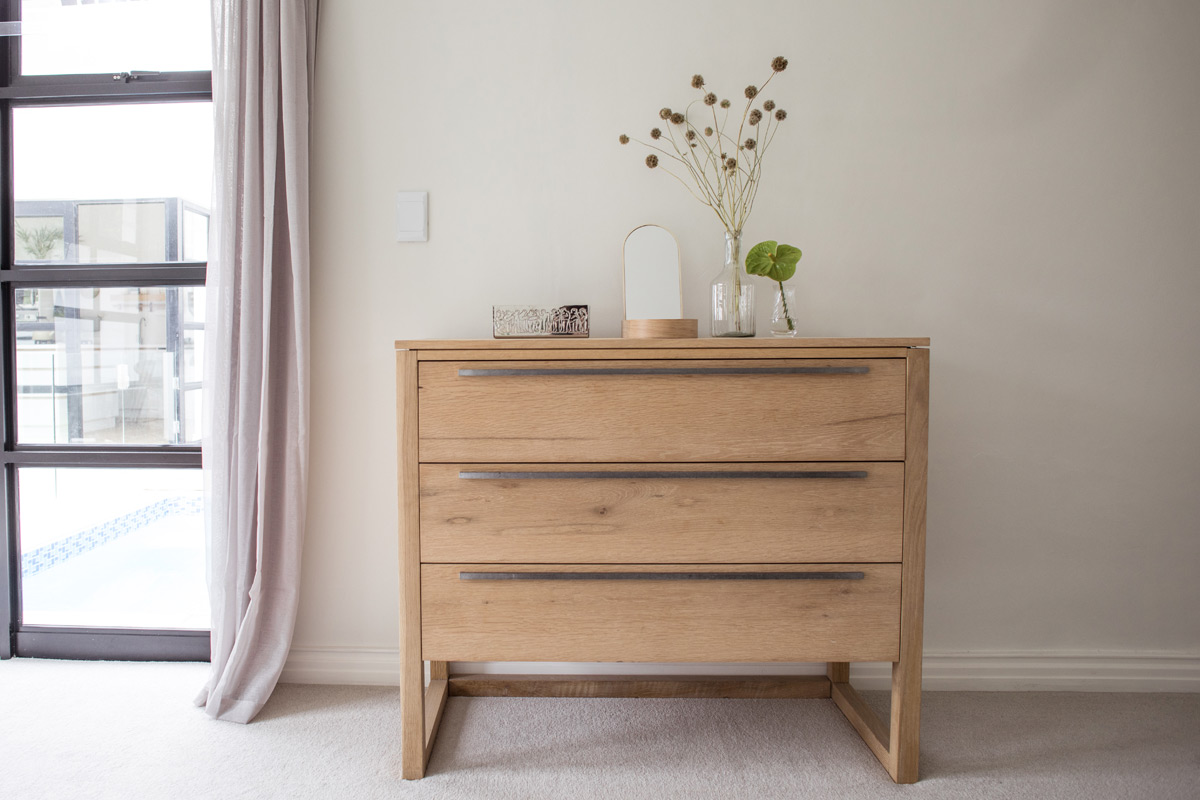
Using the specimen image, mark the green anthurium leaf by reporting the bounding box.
[744,241,778,277]
[745,240,802,282]
[773,244,802,282]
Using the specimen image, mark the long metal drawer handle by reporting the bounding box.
[459,470,868,480]
[459,571,865,581]
[457,366,869,377]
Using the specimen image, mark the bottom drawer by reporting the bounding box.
[421,563,900,663]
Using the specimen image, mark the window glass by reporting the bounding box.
[182,207,209,262]
[15,286,205,445]
[18,468,206,629]
[20,0,211,76]
[14,215,65,261]
[14,103,212,264]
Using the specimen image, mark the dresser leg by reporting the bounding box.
[400,657,426,779]
[888,658,921,783]
[829,658,921,783]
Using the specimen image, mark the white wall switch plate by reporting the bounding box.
[396,191,428,242]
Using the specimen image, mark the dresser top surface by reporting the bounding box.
[395,337,929,351]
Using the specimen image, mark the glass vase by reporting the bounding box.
[770,284,798,337]
[710,230,755,337]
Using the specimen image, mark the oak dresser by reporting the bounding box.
[396,337,929,782]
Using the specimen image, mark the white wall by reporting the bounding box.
[299,0,1200,686]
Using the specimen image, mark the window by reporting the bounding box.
[1,1,213,661]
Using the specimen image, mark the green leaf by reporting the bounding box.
[773,244,802,282]
[744,241,778,277]
[744,239,802,282]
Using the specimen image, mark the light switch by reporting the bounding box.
[396,191,428,242]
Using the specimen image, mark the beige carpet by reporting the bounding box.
[1,660,1197,799]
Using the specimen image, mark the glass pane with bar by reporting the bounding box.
[17,467,206,629]
[14,102,212,265]
[15,285,205,445]
[19,0,211,76]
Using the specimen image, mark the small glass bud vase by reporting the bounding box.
[711,230,756,337]
[771,284,798,337]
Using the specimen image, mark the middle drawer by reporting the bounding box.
[420,463,903,563]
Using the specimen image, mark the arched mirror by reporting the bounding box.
[622,225,696,337]
[623,224,682,320]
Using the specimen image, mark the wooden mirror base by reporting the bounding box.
[622,319,698,339]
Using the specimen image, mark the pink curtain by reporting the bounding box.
[196,0,319,723]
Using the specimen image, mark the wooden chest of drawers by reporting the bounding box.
[397,338,929,782]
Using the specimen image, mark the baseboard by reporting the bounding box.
[280,646,403,686]
[280,647,1200,693]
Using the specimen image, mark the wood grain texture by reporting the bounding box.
[421,563,901,663]
[397,350,426,779]
[447,674,833,699]
[621,319,699,338]
[827,662,850,683]
[832,679,891,769]
[889,346,929,783]
[397,337,929,782]
[397,337,929,350]
[420,462,903,564]
[418,359,906,463]
[414,347,914,361]
[422,679,448,766]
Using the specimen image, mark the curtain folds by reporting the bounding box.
[196,0,319,724]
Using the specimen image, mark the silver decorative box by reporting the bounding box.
[492,305,590,338]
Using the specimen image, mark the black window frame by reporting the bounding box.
[0,0,212,661]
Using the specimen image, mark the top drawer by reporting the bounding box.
[418,359,906,462]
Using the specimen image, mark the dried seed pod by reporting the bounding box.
[744,85,758,99]
[619,134,630,144]
[691,74,705,89]
[669,112,685,125]
[651,128,662,139]
[646,154,659,168]
[771,56,788,72]
[774,109,787,121]
[763,100,776,112]
[659,107,672,120]
[743,138,756,150]
[749,109,762,126]
[704,92,717,106]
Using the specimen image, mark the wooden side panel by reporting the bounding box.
[827,662,850,682]
[420,462,904,563]
[423,679,449,765]
[397,350,426,780]
[832,680,891,769]
[418,359,907,463]
[422,563,901,663]
[890,346,929,783]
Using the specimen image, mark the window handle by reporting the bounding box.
[113,71,164,83]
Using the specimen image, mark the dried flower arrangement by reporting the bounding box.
[619,57,789,235]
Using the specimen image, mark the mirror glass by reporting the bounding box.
[623,224,682,320]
